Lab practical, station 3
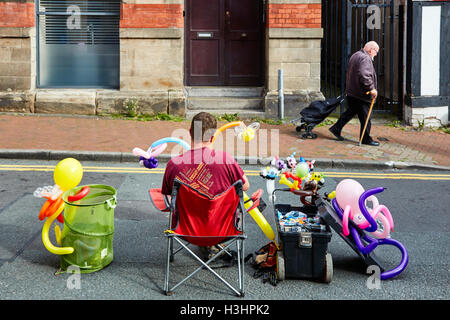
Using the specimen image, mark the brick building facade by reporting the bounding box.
[0,0,447,126]
[0,0,324,119]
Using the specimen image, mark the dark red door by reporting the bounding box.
[185,0,264,86]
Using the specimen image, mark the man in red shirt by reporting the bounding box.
[161,112,250,259]
[162,112,249,197]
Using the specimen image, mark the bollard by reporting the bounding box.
[278,69,284,120]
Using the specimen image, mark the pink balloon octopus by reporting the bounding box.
[335,179,394,239]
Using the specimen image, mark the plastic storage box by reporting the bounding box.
[274,203,333,283]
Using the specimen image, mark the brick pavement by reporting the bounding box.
[0,114,449,167]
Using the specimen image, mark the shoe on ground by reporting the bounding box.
[199,245,221,261]
[329,127,344,141]
[362,140,380,146]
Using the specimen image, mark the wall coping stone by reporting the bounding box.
[120,28,182,39]
[269,28,323,39]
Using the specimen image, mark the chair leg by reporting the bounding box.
[169,237,174,262]
[164,236,172,295]
[170,237,242,296]
[237,238,245,297]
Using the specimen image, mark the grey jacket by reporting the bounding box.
[345,49,377,103]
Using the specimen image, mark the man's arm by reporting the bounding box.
[161,161,175,195]
[242,174,250,191]
[358,57,376,94]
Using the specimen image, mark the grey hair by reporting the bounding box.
[364,41,379,51]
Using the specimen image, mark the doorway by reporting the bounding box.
[185,0,265,86]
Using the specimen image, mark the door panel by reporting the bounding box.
[191,40,220,76]
[186,0,224,85]
[185,0,264,86]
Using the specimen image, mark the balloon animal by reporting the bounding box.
[335,179,394,239]
[34,158,85,255]
[132,143,168,169]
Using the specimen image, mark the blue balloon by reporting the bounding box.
[151,137,190,151]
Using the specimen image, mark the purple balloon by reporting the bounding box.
[140,156,158,169]
[332,198,409,280]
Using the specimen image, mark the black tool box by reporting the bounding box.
[273,196,333,283]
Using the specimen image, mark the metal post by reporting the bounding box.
[278,69,284,120]
[35,0,40,88]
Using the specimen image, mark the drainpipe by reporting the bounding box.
[278,69,284,120]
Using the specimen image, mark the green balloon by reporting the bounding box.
[295,162,310,178]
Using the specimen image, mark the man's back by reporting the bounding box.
[161,147,245,198]
[346,49,377,103]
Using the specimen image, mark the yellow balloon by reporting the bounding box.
[242,129,255,142]
[41,203,74,255]
[243,192,278,248]
[53,158,83,191]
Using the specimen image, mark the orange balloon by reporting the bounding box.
[45,196,63,218]
[39,200,52,221]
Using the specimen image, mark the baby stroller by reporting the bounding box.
[292,95,346,139]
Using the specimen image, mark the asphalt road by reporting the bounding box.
[0,159,449,301]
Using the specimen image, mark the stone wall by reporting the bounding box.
[119,29,183,91]
[0,28,33,92]
[0,1,35,112]
[118,0,186,116]
[265,0,324,119]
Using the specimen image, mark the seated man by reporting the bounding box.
[161,112,250,259]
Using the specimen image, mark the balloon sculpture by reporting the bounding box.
[132,137,192,168]
[335,179,394,239]
[260,153,325,207]
[330,179,408,280]
[211,121,260,144]
[132,143,168,169]
[33,158,85,255]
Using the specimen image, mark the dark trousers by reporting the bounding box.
[330,96,373,143]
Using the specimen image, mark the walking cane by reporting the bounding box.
[359,92,377,146]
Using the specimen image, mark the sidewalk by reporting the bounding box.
[0,113,449,170]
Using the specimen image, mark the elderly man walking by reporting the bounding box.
[329,41,380,146]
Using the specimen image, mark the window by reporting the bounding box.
[36,0,120,88]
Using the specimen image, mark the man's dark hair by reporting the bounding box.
[190,112,217,143]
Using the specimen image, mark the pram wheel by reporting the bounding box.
[323,253,333,283]
[276,251,285,281]
[301,132,318,139]
[296,123,306,132]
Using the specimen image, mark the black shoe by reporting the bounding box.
[329,127,344,141]
[362,140,380,146]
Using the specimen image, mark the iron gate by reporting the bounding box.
[321,0,404,118]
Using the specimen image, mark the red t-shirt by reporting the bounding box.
[161,147,245,198]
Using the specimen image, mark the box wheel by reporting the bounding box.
[323,253,333,283]
[277,251,285,281]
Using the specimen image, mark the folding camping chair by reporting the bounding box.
[163,179,260,297]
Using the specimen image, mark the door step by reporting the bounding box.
[185,87,266,119]
[186,109,266,120]
[187,97,264,111]
[185,86,265,98]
